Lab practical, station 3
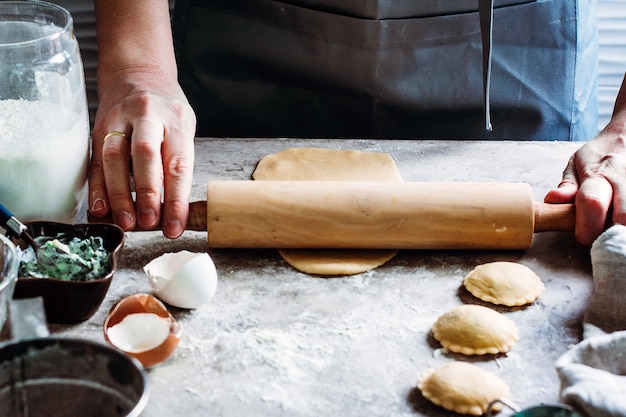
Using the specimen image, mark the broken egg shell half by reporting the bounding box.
[104,293,181,368]
[144,250,218,309]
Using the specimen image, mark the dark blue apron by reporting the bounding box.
[173,0,598,140]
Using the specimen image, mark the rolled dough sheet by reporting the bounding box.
[252,147,402,276]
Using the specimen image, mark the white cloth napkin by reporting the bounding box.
[555,225,626,416]
[584,225,626,338]
[556,331,626,417]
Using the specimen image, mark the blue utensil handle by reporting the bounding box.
[0,203,27,238]
[0,203,12,225]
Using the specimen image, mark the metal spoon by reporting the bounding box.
[0,203,75,268]
[0,203,41,254]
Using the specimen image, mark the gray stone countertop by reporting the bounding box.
[52,139,592,416]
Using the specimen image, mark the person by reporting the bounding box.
[85,0,625,246]
[545,83,626,247]
[84,0,194,240]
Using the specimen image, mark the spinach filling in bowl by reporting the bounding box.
[19,235,112,281]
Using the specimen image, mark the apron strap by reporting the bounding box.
[479,0,494,131]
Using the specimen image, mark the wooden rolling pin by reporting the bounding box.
[181,181,574,250]
[92,181,574,249]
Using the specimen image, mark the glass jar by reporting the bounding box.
[0,1,89,222]
[0,234,18,333]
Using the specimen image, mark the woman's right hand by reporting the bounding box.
[89,69,196,239]
[90,0,196,239]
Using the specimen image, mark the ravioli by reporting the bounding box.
[418,362,511,415]
[432,304,519,355]
[464,261,544,306]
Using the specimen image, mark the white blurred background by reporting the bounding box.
[598,0,626,130]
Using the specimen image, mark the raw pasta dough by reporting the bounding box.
[432,304,519,355]
[464,261,544,306]
[252,147,402,276]
[418,361,511,416]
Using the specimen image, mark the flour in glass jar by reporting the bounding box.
[0,99,89,222]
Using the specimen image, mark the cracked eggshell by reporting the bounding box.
[144,250,218,309]
[104,293,181,368]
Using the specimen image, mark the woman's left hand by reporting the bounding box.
[545,85,626,246]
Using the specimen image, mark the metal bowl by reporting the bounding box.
[0,336,148,417]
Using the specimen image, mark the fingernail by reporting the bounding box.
[163,219,183,239]
[138,208,157,228]
[114,210,135,230]
[90,197,107,213]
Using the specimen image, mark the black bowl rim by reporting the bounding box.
[14,221,124,283]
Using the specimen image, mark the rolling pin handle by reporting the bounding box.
[87,201,207,232]
[186,201,208,231]
[533,202,575,232]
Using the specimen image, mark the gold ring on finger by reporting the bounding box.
[103,131,127,143]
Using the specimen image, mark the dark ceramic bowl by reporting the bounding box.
[12,222,124,324]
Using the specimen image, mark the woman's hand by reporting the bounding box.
[546,75,626,246]
[89,71,196,239]
[90,0,196,239]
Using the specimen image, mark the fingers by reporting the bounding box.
[91,116,194,237]
[161,125,195,239]
[545,151,616,246]
[101,129,136,230]
[544,156,578,204]
[601,153,626,228]
[88,131,110,219]
[129,117,165,230]
[611,184,626,226]
[129,115,195,238]
[90,103,195,237]
[575,177,613,247]
[544,181,578,204]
